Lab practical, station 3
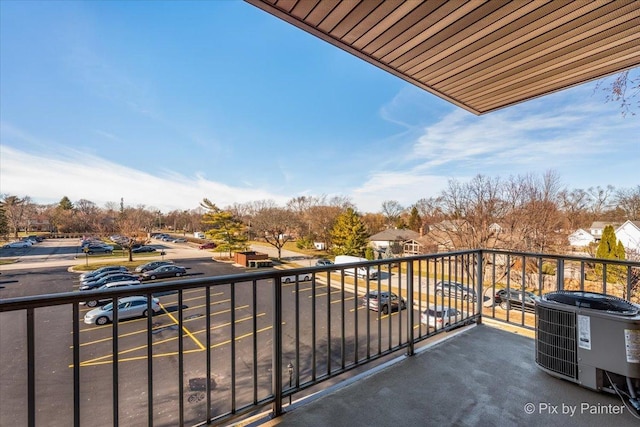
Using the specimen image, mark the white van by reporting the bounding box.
[334,255,379,279]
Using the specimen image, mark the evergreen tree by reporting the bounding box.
[407,206,422,232]
[330,208,369,256]
[0,205,8,239]
[595,225,617,259]
[594,224,626,282]
[58,196,74,210]
[201,199,247,258]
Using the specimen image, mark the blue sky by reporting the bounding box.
[1,1,638,214]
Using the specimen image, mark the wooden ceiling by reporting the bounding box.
[245,0,640,114]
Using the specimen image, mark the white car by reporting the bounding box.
[84,296,160,325]
[3,241,32,248]
[421,305,466,330]
[282,273,312,284]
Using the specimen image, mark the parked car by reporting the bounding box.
[140,265,187,281]
[171,238,187,243]
[132,245,156,253]
[315,258,334,266]
[361,291,406,314]
[421,305,465,330]
[282,273,312,283]
[199,242,217,250]
[494,289,538,311]
[79,266,129,281]
[82,281,141,307]
[434,280,477,302]
[26,235,43,243]
[80,269,133,285]
[134,260,174,273]
[161,236,174,242]
[80,273,141,290]
[83,244,114,255]
[3,241,31,248]
[84,296,160,325]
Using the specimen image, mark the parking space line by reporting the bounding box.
[71,316,273,367]
[308,289,343,298]
[159,302,206,350]
[77,302,248,334]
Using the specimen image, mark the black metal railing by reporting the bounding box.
[0,250,638,426]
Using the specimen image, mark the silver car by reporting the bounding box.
[421,305,464,330]
[84,296,160,325]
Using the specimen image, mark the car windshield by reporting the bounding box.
[101,303,114,311]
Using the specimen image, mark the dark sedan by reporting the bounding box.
[134,260,174,273]
[79,273,140,290]
[140,265,187,281]
[132,245,157,253]
[494,289,538,311]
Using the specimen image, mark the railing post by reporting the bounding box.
[476,250,483,325]
[272,277,284,417]
[406,260,414,356]
[557,258,565,291]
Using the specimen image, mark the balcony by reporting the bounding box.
[1,250,639,426]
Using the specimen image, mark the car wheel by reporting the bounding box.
[303,275,310,281]
[150,275,156,280]
[500,300,510,310]
[283,278,291,284]
[86,300,98,308]
[382,305,389,315]
[96,316,109,325]
[175,272,182,277]
[106,250,112,254]
[143,309,151,317]
[435,290,443,296]
[88,251,94,255]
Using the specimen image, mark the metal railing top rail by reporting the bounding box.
[2,248,638,312]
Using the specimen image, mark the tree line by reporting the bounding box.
[2,171,639,259]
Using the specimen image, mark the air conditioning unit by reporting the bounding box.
[536,291,640,408]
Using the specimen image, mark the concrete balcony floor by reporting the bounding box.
[252,324,639,427]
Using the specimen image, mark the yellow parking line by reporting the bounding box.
[72,321,275,367]
[77,303,248,334]
[308,289,343,298]
[331,296,355,304]
[159,302,206,350]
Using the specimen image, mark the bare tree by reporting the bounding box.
[595,69,639,117]
[587,185,615,217]
[118,206,154,261]
[558,188,593,230]
[250,205,299,260]
[1,195,31,238]
[380,200,404,228]
[434,175,506,250]
[615,186,640,220]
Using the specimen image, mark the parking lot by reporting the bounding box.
[1,239,426,426]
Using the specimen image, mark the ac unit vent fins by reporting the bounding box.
[536,305,577,379]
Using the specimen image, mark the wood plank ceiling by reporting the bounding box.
[245,0,640,115]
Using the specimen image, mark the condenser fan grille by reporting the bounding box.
[536,305,577,379]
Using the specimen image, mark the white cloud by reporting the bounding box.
[351,171,451,212]
[0,145,288,211]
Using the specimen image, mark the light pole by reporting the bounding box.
[287,362,294,405]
